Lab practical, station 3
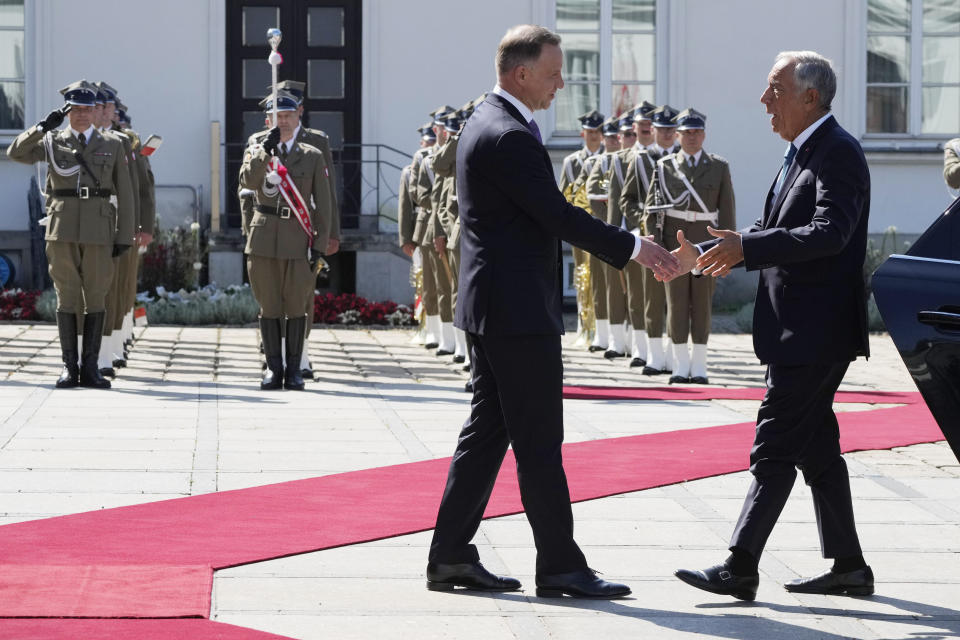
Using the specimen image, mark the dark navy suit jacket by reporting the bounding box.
[454,93,636,336]
[704,116,870,365]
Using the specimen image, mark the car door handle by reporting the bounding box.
[918,310,960,329]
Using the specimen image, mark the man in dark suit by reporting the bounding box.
[426,24,679,598]
[671,51,874,601]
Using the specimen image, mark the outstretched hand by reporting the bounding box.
[633,235,681,281]
[696,226,743,278]
[659,229,700,282]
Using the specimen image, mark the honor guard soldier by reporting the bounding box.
[650,108,735,384]
[560,109,604,348]
[7,80,135,389]
[398,126,430,258]
[620,103,680,375]
[413,105,456,352]
[244,79,341,380]
[432,108,469,362]
[240,90,334,391]
[944,138,960,190]
[408,123,438,345]
[590,111,649,366]
[584,116,629,358]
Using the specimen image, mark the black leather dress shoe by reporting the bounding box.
[436,348,454,356]
[464,380,473,393]
[99,367,116,379]
[603,350,625,359]
[535,569,631,599]
[462,363,471,372]
[425,341,439,350]
[588,345,606,352]
[642,366,665,376]
[669,374,690,384]
[426,561,521,592]
[675,564,759,601]
[453,355,465,363]
[690,376,709,384]
[784,566,874,596]
[629,357,646,368]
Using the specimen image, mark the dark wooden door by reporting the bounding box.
[225,0,361,230]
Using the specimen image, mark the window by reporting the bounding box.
[553,0,656,134]
[0,0,24,131]
[866,0,960,136]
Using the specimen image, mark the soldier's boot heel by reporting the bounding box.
[283,315,307,391]
[78,311,111,389]
[259,316,284,390]
[55,311,80,389]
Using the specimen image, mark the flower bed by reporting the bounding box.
[313,292,415,326]
[0,288,41,321]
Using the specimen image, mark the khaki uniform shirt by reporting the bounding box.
[412,147,439,245]
[432,136,459,239]
[240,139,332,259]
[119,125,157,235]
[7,125,135,246]
[397,163,417,247]
[646,151,735,235]
[944,138,960,190]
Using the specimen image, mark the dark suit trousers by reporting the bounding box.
[730,362,863,560]
[428,333,589,575]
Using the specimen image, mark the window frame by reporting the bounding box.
[864,0,960,140]
[548,0,665,141]
[0,0,25,135]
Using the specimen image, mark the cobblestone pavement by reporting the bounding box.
[0,323,957,639]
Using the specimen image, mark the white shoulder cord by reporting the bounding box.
[670,154,712,214]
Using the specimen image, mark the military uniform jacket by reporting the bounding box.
[649,151,735,233]
[108,128,141,237]
[397,163,417,246]
[412,147,440,245]
[240,140,332,259]
[619,144,674,232]
[7,125,135,246]
[945,138,960,189]
[432,136,459,239]
[600,148,632,230]
[584,151,620,222]
[120,125,157,235]
[558,146,599,195]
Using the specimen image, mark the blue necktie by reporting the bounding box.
[527,118,542,145]
[775,143,797,195]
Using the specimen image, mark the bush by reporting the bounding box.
[142,283,259,325]
[140,222,205,295]
[35,288,57,321]
[735,301,754,333]
[313,292,415,326]
[0,288,41,321]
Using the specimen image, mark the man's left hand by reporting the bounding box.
[326,238,340,255]
[696,226,742,278]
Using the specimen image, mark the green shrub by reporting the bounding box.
[35,288,57,322]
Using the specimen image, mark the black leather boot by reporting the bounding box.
[79,312,111,389]
[284,315,307,390]
[260,317,284,390]
[55,311,80,388]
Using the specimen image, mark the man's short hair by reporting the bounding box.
[776,50,837,112]
[496,25,561,76]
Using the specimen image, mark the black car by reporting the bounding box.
[872,196,960,461]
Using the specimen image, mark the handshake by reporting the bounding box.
[632,227,744,282]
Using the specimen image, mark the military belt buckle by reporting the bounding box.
[279,206,292,219]
[78,186,90,200]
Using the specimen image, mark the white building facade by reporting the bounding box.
[0,0,956,302]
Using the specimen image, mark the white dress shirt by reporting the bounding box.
[70,125,96,143]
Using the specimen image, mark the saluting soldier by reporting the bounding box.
[560,110,605,348]
[584,116,628,358]
[620,103,680,375]
[7,80,134,389]
[650,108,735,384]
[945,137,960,190]
[413,105,456,353]
[240,90,333,391]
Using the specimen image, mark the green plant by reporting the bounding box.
[35,288,57,321]
[864,226,911,293]
[140,222,205,294]
[735,302,754,333]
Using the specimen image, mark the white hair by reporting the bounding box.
[776,50,837,112]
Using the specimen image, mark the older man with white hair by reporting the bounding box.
[672,51,874,601]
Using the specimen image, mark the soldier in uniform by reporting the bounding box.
[584,116,628,358]
[413,105,456,353]
[240,90,333,391]
[590,111,649,366]
[398,126,432,258]
[7,80,134,389]
[650,109,735,384]
[944,137,960,190]
[559,110,605,349]
[620,104,680,375]
[407,123,438,345]
[432,108,469,363]
[244,80,340,380]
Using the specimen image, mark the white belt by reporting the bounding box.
[665,208,718,224]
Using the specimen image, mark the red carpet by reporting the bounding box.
[562,385,922,404]
[0,386,942,637]
[0,619,291,640]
